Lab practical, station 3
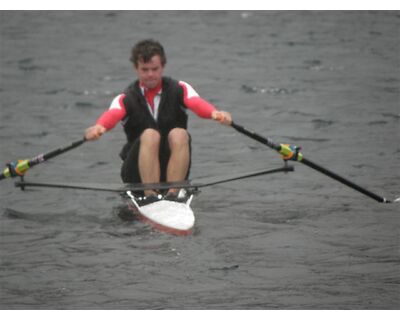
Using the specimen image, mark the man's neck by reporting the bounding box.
[139,81,162,93]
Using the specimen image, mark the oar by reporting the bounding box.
[0,138,86,181]
[230,122,391,203]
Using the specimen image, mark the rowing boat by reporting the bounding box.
[3,121,395,237]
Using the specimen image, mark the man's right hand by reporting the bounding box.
[211,110,232,126]
[84,124,107,141]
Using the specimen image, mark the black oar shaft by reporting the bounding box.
[0,138,86,181]
[28,139,86,167]
[231,122,281,151]
[231,122,390,203]
[301,158,389,203]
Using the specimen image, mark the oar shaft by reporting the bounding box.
[0,138,86,181]
[231,122,281,151]
[301,158,389,203]
[28,139,86,167]
[231,122,390,203]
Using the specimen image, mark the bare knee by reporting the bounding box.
[140,129,161,148]
[168,128,189,150]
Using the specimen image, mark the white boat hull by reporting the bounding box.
[126,191,195,236]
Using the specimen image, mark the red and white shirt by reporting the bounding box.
[96,81,217,130]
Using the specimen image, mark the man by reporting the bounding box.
[85,39,232,200]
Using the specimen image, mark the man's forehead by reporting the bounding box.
[138,55,162,64]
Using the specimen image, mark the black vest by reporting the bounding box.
[119,77,187,160]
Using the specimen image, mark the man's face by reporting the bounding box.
[135,55,164,89]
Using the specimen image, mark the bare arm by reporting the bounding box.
[84,94,127,141]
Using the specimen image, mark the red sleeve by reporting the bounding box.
[96,94,127,130]
[179,81,217,119]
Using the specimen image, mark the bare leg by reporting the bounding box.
[167,128,190,194]
[138,129,161,196]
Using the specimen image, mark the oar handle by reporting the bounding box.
[0,138,86,181]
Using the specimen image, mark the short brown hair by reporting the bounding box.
[130,39,167,67]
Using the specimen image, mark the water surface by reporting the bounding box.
[0,11,399,309]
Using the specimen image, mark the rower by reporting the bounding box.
[84,39,232,198]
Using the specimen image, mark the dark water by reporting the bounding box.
[0,11,399,309]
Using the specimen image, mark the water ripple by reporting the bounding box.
[241,84,300,95]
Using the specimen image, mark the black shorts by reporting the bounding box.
[120,133,191,184]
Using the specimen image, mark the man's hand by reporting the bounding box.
[212,111,232,126]
[84,124,107,141]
